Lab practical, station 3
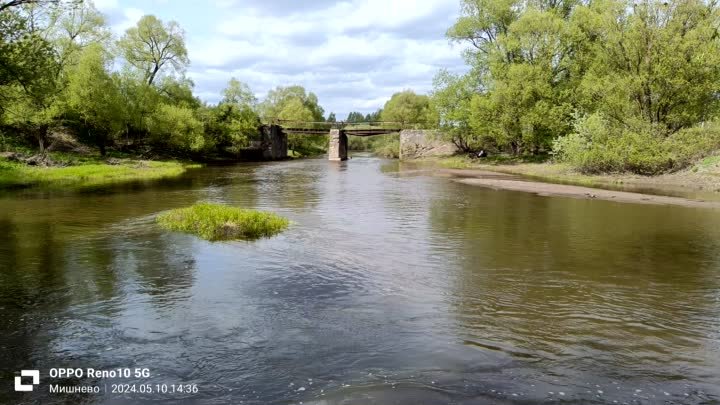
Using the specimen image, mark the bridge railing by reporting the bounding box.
[268,119,407,132]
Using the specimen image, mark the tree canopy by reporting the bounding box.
[381,90,435,127]
[118,15,189,86]
[433,0,720,172]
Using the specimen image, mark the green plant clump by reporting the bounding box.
[156,202,289,241]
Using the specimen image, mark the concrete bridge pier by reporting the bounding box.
[261,124,288,160]
[328,129,348,161]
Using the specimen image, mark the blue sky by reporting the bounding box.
[94,0,468,118]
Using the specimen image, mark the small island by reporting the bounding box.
[156,203,289,241]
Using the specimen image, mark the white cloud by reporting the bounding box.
[91,0,118,12]
[182,0,467,116]
[111,7,145,34]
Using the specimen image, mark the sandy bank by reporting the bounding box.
[441,169,720,209]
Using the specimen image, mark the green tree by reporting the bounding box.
[146,104,205,152]
[260,85,324,122]
[205,79,261,155]
[118,15,189,86]
[346,111,365,123]
[222,78,257,107]
[0,7,61,152]
[326,112,336,123]
[365,109,382,121]
[431,70,478,151]
[381,90,435,127]
[575,0,720,134]
[65,44,124,155]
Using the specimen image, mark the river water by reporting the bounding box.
[1,155,719,405]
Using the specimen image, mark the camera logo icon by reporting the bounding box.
[15,370,40,392]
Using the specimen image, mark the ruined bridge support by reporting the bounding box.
[260,124,288,160]
[328,129,348,161]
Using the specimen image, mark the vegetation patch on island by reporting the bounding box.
[156,203,289,241]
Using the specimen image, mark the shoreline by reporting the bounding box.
[438,169,720,208]
[0,153,202,190]
[409,155,720,208]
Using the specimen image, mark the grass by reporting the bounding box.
[0,157,201,189]
[156,202,289,241]
[438,154,551,169]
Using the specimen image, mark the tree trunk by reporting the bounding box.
[37,124,49,155]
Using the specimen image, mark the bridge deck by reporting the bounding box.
[273,120,403,136]
[283,127,401,137]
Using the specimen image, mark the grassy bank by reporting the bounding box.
[0,154,201,190]
[436,154,720,194]
[156,202,289,241]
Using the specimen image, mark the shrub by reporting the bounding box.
[369,134,400,158]
[552,114,720,175]
[156,202,289,241]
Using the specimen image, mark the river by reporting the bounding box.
[1,155,719,404]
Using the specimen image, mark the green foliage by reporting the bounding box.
[146,104,205,152]
[118,15,189,86]
[0,157,198,189]
[65,44,125,155]
[346,111,365,123]
[348,134,399,157]
[203,78,262,155]
[365,109,383,122]
[260,85,324,122]
[552,114,720,174]
[222,78,257,107]
[371,134,400,158]
[381,90,435,127]
[431,70,479,151]
[156,202,289,241]
[441,0,720,172]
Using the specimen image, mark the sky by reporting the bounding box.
[93,0,468,119]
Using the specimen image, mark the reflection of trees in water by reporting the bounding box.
[0,209,199,404]
[428,187,720,380]
[0,219,77,404]
[120,231,197,297]
[252,163,323,210]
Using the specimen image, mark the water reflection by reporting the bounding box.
[429,183,720,402]
[0,158,718,404]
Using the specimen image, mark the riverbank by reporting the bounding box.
[0,153,201,190]
[438,155,720,192]
[428,155,720,208]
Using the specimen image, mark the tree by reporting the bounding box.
[222,78,257,107]
[205,78,261,155]
[259,85,324,122]
[431,70,479,151]
[118,15,189,86]
[381,90,435,127]
[65,44,124,155]
[326,112,336,123]
[575,0,720,134]
[0,6,61,152]
[146,104,205,151]
[365,109,382,121]
[346,111,365,123]
[0,8,56,98]
[0,0,73,12]
[446,0,581,154]
[50,1,110,67]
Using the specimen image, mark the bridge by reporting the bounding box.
[260,120,405,161]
